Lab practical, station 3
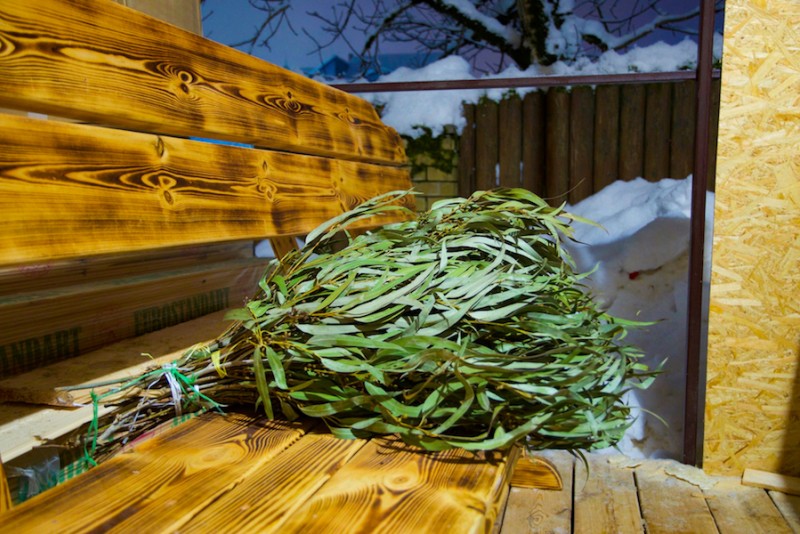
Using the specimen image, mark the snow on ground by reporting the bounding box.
[563,176,706,460]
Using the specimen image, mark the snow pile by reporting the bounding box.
[564,177,694,459]
[364,35,722,137]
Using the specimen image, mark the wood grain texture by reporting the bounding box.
[593,84,620,193]
[521,91,545,196]
[636,465,718,534]
[458,104,477,197]
[0,308,233,408]
[500,450,574,534]
[0,114,412,266]
[619,84,646,180]
[281,435,516,533]
[0,242,254,296]
[0,310,231,462]
[509,452,562,490]
[670,81,697,180]
[769,491,800,532]
[498,95,522,188]
[643,83,672,181]
[476,99,499,191]
[182,431,367,532]
[269,236,299,259]
[573,456,643,534]
[545,89,570,204]
[0,458,11,513]
[705,480,793,534]
[0,259,264,376]
[569,86,595,204]
[743,469,800,496]
[0,0,405,165]
[0,413,312,532]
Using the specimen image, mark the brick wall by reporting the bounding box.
[406,125,460,212]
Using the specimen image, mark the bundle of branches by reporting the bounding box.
[83,189,656,463]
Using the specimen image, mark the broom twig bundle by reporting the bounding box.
[82,189,657,463]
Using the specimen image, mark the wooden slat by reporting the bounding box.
[769,491,800,532]
[269,237,299,260]
[458,104,477,197]
[619,84,646,180]
[0,242,254,296]
[521,91,546,196]
[569,86,595,203]
[476,99,499,191]
[0,309,232,461]
[670,81,697,179]
[0,0,404,165]
[498,94,522,188]
[743,468,800,496]
[509,452,562,490]
[0,308,233,408]
[0,457,11,513]
[545,88,570,204]
[0,114,412,266]
[573,455,644,533]
[500,451,574,534]
[593,84,620,193]
[182,432,367,532]
[643,83,672,181]
[0,413,312,532]
[705,480,794,534]
[0,259,263,377]
[636,465,719,534]
[280,435,517,533]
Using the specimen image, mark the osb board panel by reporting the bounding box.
[704,0,800,476]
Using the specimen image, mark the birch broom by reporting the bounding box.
[81,188,656,463]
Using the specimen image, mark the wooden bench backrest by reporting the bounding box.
[0,0,412,375]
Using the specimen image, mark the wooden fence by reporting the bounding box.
[457,80,721,204]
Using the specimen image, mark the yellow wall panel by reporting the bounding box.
[704,0,800,476]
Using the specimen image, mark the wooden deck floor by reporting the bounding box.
[501,451,800,533]
[3,410,799,533]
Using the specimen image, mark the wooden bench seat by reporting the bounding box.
[1,412,518,532]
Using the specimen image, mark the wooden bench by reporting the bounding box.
[0,0,559,529]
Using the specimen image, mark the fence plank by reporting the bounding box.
[569,86,595,203]
[545,89,570,204]
[499,95,523,188]
[458,104,476,197]
[670,81,696,180]
[475,100,499,191]
[593,84,620,193]
[619,84,646,180]
[522,91,546,196]
[644,83,672,180]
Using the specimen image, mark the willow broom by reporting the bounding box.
[80,188,657,464]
